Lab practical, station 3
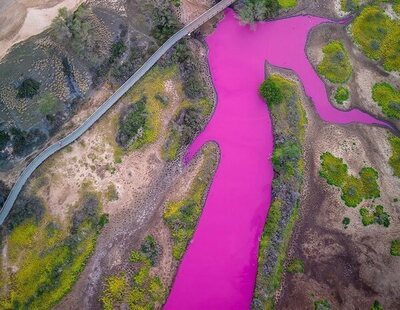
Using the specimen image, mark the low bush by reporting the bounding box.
[260,78,283,106]
[334,86,349,104]
[340,0,359,12]
[320,152,380,207]
[317,41,352,83]
[314,299,331,310]
[372,82,400,119]
[238,0,280,24]
[371,300,384,310]
[151,7,180,44]
[342,217,350,228]
[360,205,390,227]
[278,0,297,8]
[390,239,400,256]
[17,78,40,99]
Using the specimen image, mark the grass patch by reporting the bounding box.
[335,86,350,104]
[105,183,118,202]
[372,82,400,119]
[286,258,304,273]
[163,145,217,260]
[360,205,390,227]
[278,0,297,9]
[390,239,400,256]
[320,152,380,208]
[317,41,352,83]
[351,6,400,71]
[101,235,164,309]
[0,184,106,309]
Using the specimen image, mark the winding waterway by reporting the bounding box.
[165,9,387,309]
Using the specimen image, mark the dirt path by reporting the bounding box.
[0,0,83,60]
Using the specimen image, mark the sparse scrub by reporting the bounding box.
[105,183,119,202]
[341,0,359,12]
[320,153,380,208]
[317,41,352,83]
[314,299,331,310]
[163,146,217,260]
[102,236,164,309]
[0,184,106,309]
[151,7,180,44]
[372,82,400,119]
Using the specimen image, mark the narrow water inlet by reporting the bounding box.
[165,9,389,309]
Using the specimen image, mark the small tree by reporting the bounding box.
[260,79,283,106]
[17,78,40,99]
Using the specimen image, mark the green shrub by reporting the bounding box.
[105,183,118,202]
[334,86,349,104]
[372,82,400,119]
[342,217,350,228]
[360,205,390,227]
[286,258,304,273]
[17,78,40,99]
[390,239,400,256]
[320,152,380,207]
[151,7,180,44]
[272,141,301,177]
[341,0,359,12]
[317,41,352,83]
[314,299,331,310]
[260,78,283,106]
[0,130,10,149]
[388,136,400,177]
[238,0,280,24]
[140,235,160,266]
[117,97,147,147]
[371,300,384,310]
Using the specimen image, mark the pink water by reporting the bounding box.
[165,9,387,309]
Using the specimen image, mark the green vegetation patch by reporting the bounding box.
[342,217,350,228]
[105,183,119,202]
[372,82,400,119]
[163,145,217,260]
[254,74,306,309]
[0,184,106,309]
[317,41,352,83]
[101,235,164,309]
[351,6,400,71]
[391,239,400,256]
[388,135,400,177]
[371,300,384,310]
[38,92,60,116]
[335,86,350,104]
[360,205,390,227]
[286,258,304,273]
[320,152,380,208]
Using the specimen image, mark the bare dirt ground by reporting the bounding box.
[275,69,400,309]
[0,0,84,60]
[306,22,400,131]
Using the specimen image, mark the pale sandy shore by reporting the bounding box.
[0,0,83,60]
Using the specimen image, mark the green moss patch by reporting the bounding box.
[317,41,352,83]
[320,152,380,208]
[372,82,400,119]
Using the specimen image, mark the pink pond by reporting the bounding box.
[165,9,386,309]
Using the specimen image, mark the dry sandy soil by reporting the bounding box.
[274,67,400,309]
[0,0,84,60]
